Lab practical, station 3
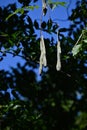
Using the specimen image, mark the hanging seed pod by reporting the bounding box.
[42,0,47,16]
[56,40,61,71]
[39,35,47,74]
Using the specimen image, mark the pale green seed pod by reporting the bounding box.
[39,35,47,74]
[56,41,61,71]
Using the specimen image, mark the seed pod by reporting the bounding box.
[56,40,61,71]
[39,35,47,74]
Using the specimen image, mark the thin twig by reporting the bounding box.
[75,32,83,46]
[0,49,39,64]
[40,8,43,37]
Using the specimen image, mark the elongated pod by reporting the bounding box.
[39,35,47,74]
[56,40,61,71]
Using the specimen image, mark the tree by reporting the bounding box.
[0,0,87,130]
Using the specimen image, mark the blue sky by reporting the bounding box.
[0,0,76,72]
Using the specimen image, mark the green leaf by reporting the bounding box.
[8,39,13,46]
[25,5,39,10]
[83,40,87,43]
[0,32,8,37]
[6,6,39,20]
[61,100,74,112]
[48,0,66,10]
[72,44,82,56]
